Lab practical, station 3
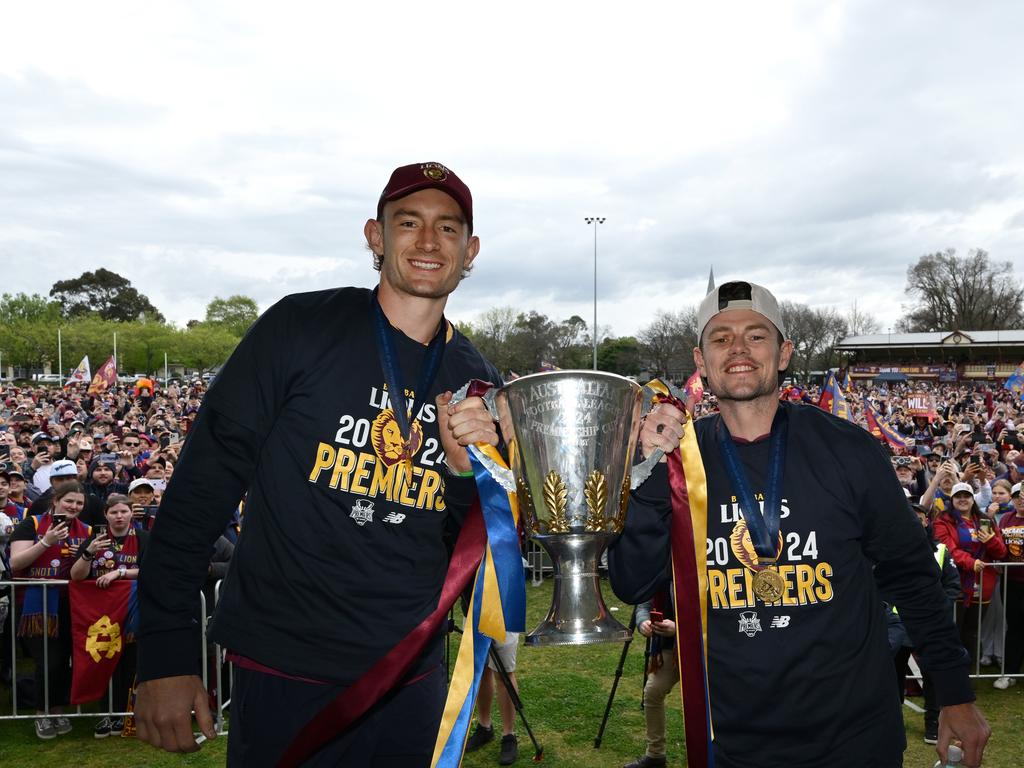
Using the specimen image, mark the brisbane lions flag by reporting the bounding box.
[69,580,136,704]
[87,355,117,396]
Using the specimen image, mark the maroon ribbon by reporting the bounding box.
[276,501,486,767]
[665,411,712,767]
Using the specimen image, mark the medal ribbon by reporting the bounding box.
[645,379,714,767]
[431,392,526,767]
[716,410,788,562]
[277,502,487,768]
[371,289,447,452]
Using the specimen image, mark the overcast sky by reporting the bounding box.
[2,1,1022,339]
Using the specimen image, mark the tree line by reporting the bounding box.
[460,301,858,382]
[3,249,1019,381]
[1,269,259,376]
[460,249,1022,382]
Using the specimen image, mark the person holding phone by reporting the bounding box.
[128,478,158,530]
[920,458,962,515]
[71,493,146,737]
[8,482,91,740]
[623,595,678,768]
[892,455,927,502]
[933,483,1008,665]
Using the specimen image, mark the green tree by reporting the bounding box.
[506,311,559,374]
[0,293,62,324]
[170,324,240,373]
[0,294,63,371]
[897,248,1024,331]
[60,315,117,375]
[50,268,165,322]
[0,318,56,370]
[113,322,180,374]
[552,315,591,369]
[205,295,260,337]
[597,336,642,376]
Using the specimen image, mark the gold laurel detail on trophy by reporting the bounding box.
[607,476,630,533]
[517,477,543,534]
[543,470,570,533]
[583,470,608,532]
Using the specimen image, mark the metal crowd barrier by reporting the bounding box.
[966,561,1024,682]
[1,578,232,734]
[526,540,551,587]
[4,561,1021,729]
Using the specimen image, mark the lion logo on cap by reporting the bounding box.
[422,163,449,182]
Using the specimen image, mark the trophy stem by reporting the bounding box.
[526,533,631,646]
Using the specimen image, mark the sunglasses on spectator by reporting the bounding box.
[123,441,140,447]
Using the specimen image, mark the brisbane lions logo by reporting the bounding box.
[371,409,424,466]
[729,517,784,571]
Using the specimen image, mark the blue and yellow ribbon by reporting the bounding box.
[431,444,525,768]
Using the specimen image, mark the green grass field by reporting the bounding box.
[1,578,1021,766]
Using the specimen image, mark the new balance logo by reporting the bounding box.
[769,616,791,629]
[382,511,407,525]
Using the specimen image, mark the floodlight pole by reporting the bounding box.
[584,217,606,370]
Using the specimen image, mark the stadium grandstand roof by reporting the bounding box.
[838,329,1024,350]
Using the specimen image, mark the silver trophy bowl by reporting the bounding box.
[496,370,643,645]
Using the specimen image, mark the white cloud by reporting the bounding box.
[1,0,1022,344]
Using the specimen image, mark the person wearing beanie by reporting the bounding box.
[81,455,130,524]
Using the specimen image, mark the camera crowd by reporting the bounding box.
[1,373,1022,756]
[0,378,236,740]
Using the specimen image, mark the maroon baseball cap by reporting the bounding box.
[376,162,473,232]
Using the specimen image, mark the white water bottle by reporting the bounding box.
[933,744,963,768]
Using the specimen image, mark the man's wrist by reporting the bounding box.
[444,458,474,478]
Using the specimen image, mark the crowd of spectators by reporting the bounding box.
[804,382,1023,687]
[1,371,1021,750]
[0,377,236,739]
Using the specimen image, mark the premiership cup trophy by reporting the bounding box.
[493,370,646,645]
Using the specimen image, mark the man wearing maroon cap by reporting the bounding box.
[136,162,499,766]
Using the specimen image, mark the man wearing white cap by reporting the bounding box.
[610,281,990,768]
[27,460,79,512]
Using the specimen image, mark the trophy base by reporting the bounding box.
[525,533,631,646]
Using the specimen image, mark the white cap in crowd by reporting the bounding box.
[950,482,974,497]
[49,459,78,478]
[128,478,155,493]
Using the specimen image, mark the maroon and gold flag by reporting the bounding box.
[863,397,911,451]
[683,370,705,414]
[87,355,117,396]
[69,580,133,704]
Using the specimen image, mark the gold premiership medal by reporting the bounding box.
[752,566,784,603]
